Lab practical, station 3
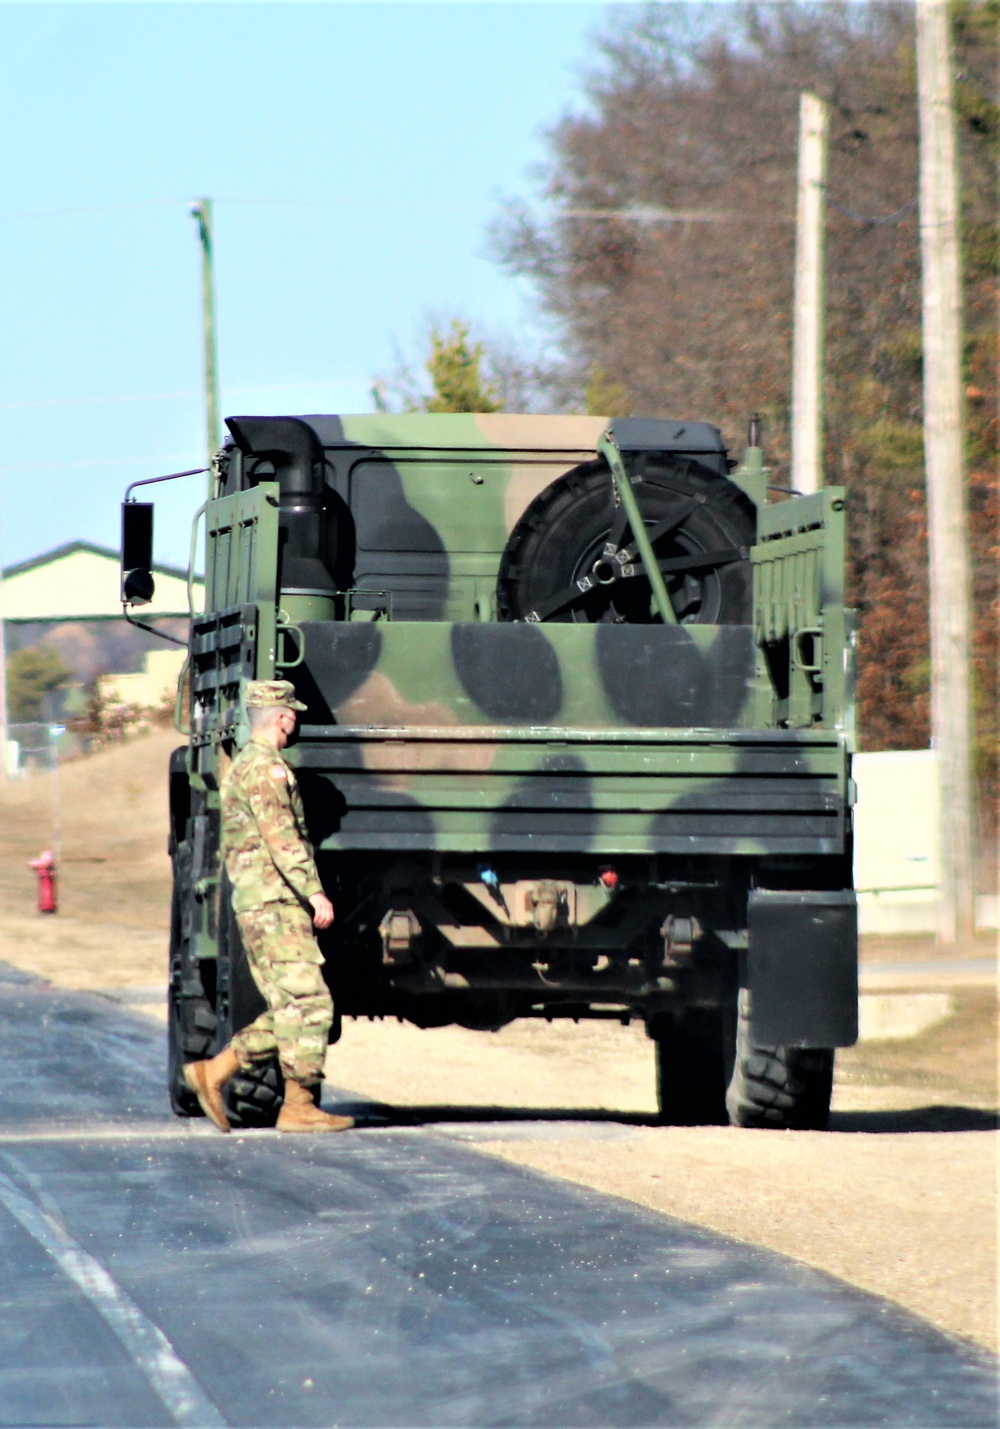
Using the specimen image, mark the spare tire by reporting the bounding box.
[497,456,755,625]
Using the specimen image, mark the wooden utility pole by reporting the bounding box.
[916,0,976,943]
[191,198,221,488]
[790,92,828,497]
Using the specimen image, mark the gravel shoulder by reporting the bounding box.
[1,730,996,1353]
[320,1011,997,1354]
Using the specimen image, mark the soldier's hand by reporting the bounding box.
[308,892,334,930]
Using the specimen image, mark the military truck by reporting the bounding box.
[122,412,858,1131]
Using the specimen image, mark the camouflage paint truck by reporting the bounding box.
[123,412,858,1130]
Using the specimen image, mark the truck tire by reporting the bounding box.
[653,1006,735,1126]
[216,887,286,1130]
[168,986,217,1116]
[497,457,754,625]
[225,1057,286,1130]
[167,851,217,1117]
[725,991,835,1130]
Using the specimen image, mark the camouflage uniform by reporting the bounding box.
[222,729,333,1086]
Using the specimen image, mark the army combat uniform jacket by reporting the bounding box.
[222,737,323,913]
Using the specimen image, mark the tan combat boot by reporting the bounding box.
[183,1045,241,1133]
[276,1079,354,1134]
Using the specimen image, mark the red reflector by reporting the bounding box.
[598,867,619,889]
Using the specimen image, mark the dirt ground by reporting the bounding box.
[1,729,996,1354]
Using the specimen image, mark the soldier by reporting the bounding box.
[183,679,353,1135]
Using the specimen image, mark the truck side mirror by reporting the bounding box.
[123,567,156,604]
[121,501,155,606]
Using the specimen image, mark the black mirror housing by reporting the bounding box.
[121,501,156,606]
[123,567,156,606]
[122,501,154,572]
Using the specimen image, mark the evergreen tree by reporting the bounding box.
[584,364,631,416]
[6,646,70,722]
[375,319,506,414]
[421,320,502,413]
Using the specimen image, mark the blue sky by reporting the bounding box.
[0,2,622,570]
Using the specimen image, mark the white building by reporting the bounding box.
[1,540,201,624]
[1,541,204,721]
[852,749,994,934]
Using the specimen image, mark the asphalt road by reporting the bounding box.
[0,962,996,1429]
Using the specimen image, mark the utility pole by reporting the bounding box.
[916,0,976,944]
[790,92,828,497]
[191,198,220,487]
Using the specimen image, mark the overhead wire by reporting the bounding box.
[822,189,918,226]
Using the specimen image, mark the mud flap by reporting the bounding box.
[747,890,858,1047]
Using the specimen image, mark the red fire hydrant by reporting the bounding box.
[28,850,58,914]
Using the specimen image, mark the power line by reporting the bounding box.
[560,206,737,223]
[0,195,430,223]
[0,454,194,474]
[0,389,196,411]
[558,192,918,228]
[0,377,368,413]
[0,199,186,221]
[0,191,920,230]
[823,190,917,226]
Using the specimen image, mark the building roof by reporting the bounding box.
[3,539,194,583]
[1,540,204,621]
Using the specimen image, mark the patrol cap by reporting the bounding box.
[244,679,308,711]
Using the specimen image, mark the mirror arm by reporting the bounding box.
[122,608,188,646]
[124,466,208,502]
[187,502,207,618]
[120,466,208,647]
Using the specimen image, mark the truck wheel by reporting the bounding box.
[653,1006,735,1126]
[168,986,217,1116]
[725,991,835,1130]
[497,457,754,625]
[167,856,217,1117]
[225,1059,286,1130]
[216,889,286,1130]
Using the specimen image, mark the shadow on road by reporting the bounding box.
[333,1099,661,1130]
[830,1105,998,1133]
[336,1098,999,1135]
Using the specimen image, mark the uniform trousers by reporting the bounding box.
[229,901,333,1086]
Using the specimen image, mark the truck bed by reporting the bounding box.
[288,619,849,856]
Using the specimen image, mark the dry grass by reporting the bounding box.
[862,931,998,964]
[0,728,176,930]
[839,987,998,1106]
